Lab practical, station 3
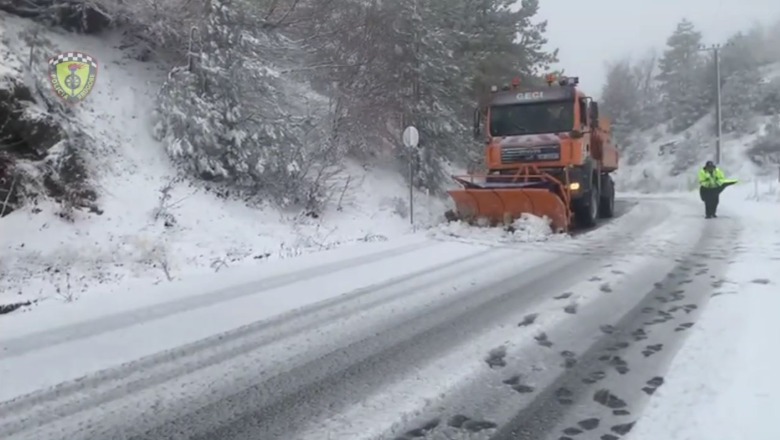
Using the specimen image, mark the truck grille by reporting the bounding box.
[501,145,560,164]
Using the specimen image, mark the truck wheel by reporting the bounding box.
[575,187,599,228]
[598,185,615,218]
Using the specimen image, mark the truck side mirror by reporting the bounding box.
[589,102,599,126]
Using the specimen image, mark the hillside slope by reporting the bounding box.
[615,63,780,193]
[0,12,449,308]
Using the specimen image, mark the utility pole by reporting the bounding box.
[698,43,723,164]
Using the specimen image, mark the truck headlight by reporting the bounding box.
[569,182,581,190]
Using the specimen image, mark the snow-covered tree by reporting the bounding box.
[656,19,710,133]
[301,0,557,192]
[154,0,342,211]
[601,58,641,143]
[748,115,780,166]
[719,31,765,134]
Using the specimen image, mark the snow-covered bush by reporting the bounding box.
[153,0,344,212]
[721,69,762,134]
[1,25,98,218]
[757,77,780,116]
[748,116,780,167]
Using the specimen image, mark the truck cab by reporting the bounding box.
[473,75,618,226]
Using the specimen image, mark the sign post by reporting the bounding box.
[402,126,419,225]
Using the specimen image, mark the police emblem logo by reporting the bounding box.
[48,51,98,104]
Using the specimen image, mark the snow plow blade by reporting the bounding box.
[446,167,572,232]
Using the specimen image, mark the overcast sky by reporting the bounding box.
[536,0,780,97]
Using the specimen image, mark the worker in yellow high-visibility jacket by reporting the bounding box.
[698,160,738,218]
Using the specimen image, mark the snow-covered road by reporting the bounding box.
[0,196,743,440]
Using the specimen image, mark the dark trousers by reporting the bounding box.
[699,187,719,217]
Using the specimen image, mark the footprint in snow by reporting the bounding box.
[600,283,613,293]
[535,332,553,348]
[582,370,606,384]
[589,276,603,282]
[646,376,664,387]
[578,418,600,430]
[560,351,577,369]
[642,376,666,395]
[608,356,629,374]
[555,387,574,405]
[751,278,771,284]
[613,409,631,416]
[448,415,497,432]
[675,322,694,332]
[564,303,578,314]
[593,389,627,409]
[642,343,663,358]
[463,420,497,432]
[404,419,439,437]
[611,421,636,435]
[599,324,616,334]
[554,292,573,300]
[485,346,507,368]
[631,328,647,341]
[448,415,470,428]
[605,341,630,352]
[503,375,535,394]
[518,313,539,327]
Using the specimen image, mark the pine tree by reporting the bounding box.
[657,19,710,132]
[601,58,641,143]
[304,0,557,192]
[719,31,764,133]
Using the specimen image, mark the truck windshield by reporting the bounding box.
[489,101,574,137]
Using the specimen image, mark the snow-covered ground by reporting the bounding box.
[0,11,460,308]
[630,180,780,440]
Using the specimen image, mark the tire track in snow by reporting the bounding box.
[137,253,604,440]
[482,211,740,440]
[0,239,435,358]
[1,199,683,440]
[360,197,726,440]
[0,245,529,437]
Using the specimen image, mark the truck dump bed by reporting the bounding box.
[592,118,618,172]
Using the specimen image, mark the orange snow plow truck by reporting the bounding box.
[446,75,619,233]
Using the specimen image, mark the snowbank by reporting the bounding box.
[427,213,561,246]
[630,180,780,440]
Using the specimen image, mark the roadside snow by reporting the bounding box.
[428,213,560,245]
[630,180,780,440]
[0,238,492,401]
